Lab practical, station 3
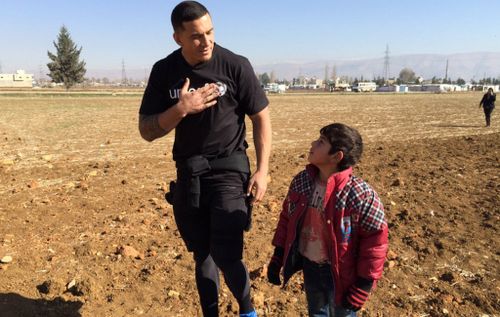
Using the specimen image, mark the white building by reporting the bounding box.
[421,84,467,92]
[0,70,33,88]
[482,85,499,92]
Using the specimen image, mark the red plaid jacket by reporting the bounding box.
[271,164,388,304]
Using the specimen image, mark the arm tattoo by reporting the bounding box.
[139,114,168,142]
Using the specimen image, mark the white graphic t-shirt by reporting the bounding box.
[298,179,330,263]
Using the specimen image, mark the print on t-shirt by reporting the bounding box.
[168,79,219,100]
[298,180,330,263]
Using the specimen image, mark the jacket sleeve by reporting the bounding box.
[271,189,292,248]
[480,94,486,106]
[356,189,389,281]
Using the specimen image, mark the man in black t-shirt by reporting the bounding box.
[138,2,271,317]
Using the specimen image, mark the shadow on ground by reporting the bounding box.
[0,293,83,317]
[432,123,484,128]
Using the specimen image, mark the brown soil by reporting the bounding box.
[0,92,498,317]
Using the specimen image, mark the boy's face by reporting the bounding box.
[308,135,338,168]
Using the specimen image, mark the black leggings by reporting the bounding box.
[194,252,253,317]
[484,106,494,126]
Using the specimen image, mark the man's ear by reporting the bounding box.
[173,32,182,46]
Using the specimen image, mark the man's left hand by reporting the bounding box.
[247,170,268,203]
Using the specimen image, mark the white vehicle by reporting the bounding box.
[264,83,286,94]
[330,82,352,92]
[352,82,377,92]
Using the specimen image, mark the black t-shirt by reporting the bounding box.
[139,44,269,162]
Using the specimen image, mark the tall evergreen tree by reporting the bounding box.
[47,26,86,89]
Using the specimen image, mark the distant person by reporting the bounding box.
[266,123,388,317]
[479,88,496,127]
[138,1,271,317]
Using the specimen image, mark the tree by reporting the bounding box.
[47,26,86,89]
[331,65,337,82]
[270,70,276,83]
[398,68,416,84]
[259,73,270,86]
[374,76,385,87]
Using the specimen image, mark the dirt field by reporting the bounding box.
[0,91,498,317]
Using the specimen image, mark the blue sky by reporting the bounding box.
[1,0,499,78]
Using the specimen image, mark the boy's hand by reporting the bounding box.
[267,247,284,286]
[342,278,373,311]
[267,257,282,285]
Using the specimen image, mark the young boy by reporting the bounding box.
[267,123,388,316]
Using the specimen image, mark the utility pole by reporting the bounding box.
[383,44,390,84]
[38,64,44,86]
[121,58,127,86]
[444,59,449,83]
[324,63,329,83]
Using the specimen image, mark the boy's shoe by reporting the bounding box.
[240,310,257,317]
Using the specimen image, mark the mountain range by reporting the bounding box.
[253,52,500,81]
[84,52,500,82]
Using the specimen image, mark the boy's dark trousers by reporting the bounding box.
[303,257,357,317]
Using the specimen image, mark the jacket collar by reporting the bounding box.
[305,164,352,194]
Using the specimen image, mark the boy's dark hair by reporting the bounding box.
[171,1,210,32]
[320,123,363,171]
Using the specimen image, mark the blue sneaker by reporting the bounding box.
[240,310,257,317]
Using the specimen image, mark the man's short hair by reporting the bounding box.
[320,123,363,170]
[171,1,210,32]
